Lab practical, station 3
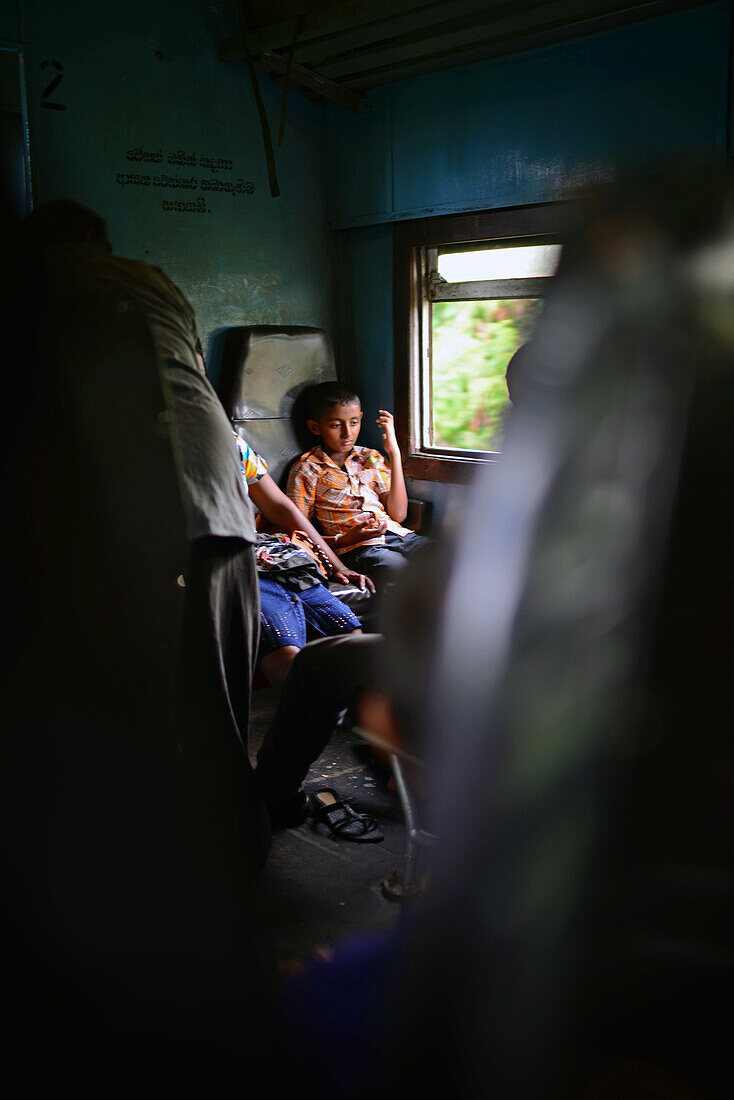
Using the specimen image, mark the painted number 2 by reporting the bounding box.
[40,60,66,111]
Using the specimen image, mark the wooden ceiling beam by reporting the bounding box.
[287,0,514,66]
[314,0,655,79]
[217,0,432,62]
[257,50,363,110]
[343,0,693,88]
[218,0,703,104]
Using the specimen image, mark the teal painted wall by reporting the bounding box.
[327,2,732,229]
[330,2,733,475]
[4,0,336,376]
[337,222,393,416]
[0,2,22,44]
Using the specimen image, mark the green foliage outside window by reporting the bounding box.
[431,298,543,451]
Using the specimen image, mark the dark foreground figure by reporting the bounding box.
[365,169,734,1100]
[0,204,287,1091]
[274,169,734,1100]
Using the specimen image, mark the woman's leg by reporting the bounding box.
[257,576,307,690]
[297,579,362,637]
[259,644,300,691]
[257,577,362,691]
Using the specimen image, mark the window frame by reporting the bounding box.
[393,203,572,483]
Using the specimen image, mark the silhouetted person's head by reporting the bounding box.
[19,198,112,254]
[505,342,529,405]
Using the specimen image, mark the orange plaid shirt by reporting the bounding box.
[286,445,411,550]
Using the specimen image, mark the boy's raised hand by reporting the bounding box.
[376,409,399,455]
[375,409,408,523]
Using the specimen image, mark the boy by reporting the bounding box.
[286,382,428,584]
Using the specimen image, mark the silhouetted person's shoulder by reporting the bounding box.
[42,243,201,375]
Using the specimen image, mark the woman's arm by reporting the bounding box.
[248,474,375,592]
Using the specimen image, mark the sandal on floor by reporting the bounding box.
[309,788,384,843]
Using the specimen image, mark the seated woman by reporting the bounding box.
[235,433,372,690]
[255,527,363,689]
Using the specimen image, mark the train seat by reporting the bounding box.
[215,325,376,622]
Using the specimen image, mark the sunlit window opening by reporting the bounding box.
[437,243,561,283]
[425,241,560,455]
[430,297,544,452]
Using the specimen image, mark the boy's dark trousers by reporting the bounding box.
[339,530,429,585]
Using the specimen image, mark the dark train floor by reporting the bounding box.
[248,687,409,971]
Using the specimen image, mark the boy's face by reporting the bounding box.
[308,401,363,463]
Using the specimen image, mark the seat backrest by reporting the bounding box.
[216,325,336,486]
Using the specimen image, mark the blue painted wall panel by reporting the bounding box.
[327,92,393,225]
[329,2,731,228]
[0,2,23,43]
[17,0,336,373]
[336,223,394,452]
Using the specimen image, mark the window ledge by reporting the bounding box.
[404,451,497,484]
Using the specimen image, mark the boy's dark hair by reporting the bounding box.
[19,199,112,254]
[306,380,361,420]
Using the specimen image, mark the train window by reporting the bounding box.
[426,241,560,455]
[394,205,569,483]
